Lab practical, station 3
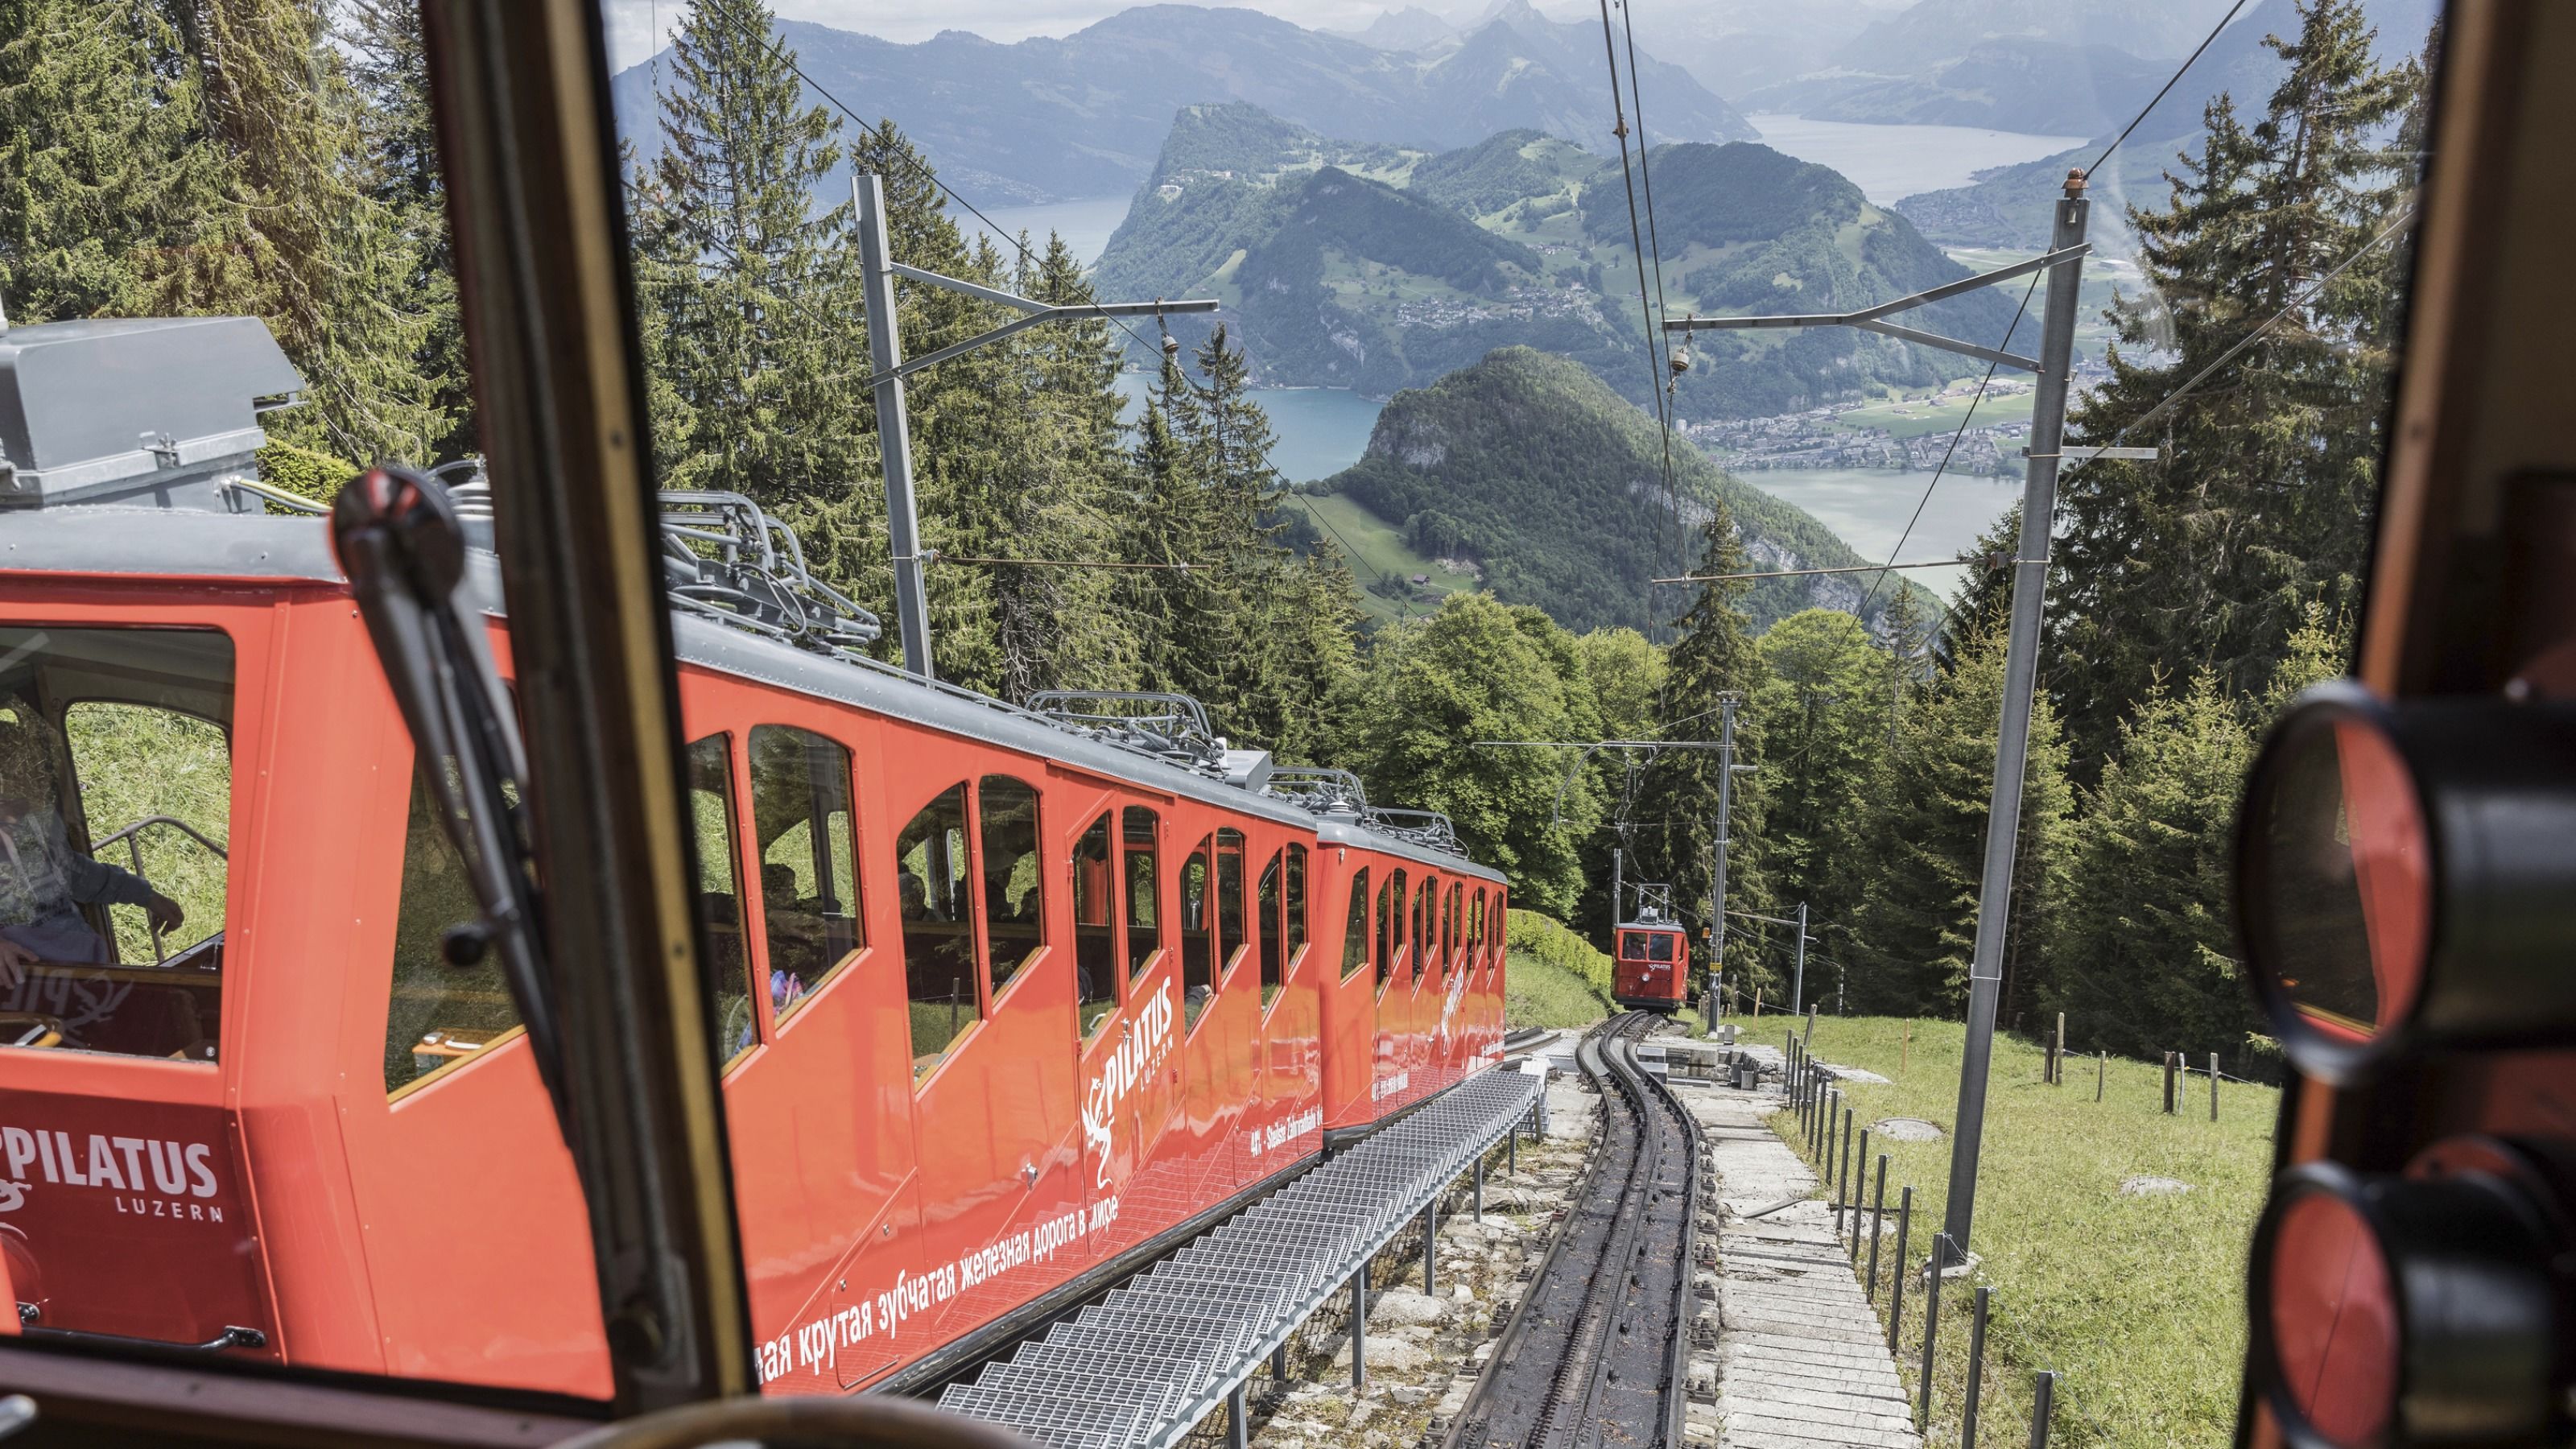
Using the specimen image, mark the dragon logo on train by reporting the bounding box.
[1080,980,1176,1188]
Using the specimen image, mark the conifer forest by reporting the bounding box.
[0,0,2432,1075]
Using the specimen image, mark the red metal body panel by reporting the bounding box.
[0,555,1505,1402]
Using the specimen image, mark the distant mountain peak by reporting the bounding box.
[1338,6,1459,52]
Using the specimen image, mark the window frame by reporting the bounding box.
[972,773,1047,1007]
[1123,804,1163,985]
[1341,865,1373,982]
[745,723,868,1034]
[894,777,984,1084]
[1071,807,1121,1041]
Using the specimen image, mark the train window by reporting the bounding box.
[1379,869,1403,992]
[1621,933,1650,961]
[1073,812,1118,1038]
[749,727,861,1026]
[1649,934,1676,964]
[1445,884,1460,965]
[1412,877,1430,983]
[1216,829,1245,980]
[1286,844,1308,959]
[1124,807,1161,981]
[0,628,233,1061]
[1257,848,1282,1005]
[687,736,756,1067]
[976,775,1044,997]
[386,766,521,1092]
[1181,836,1214,1029]
[899,782,978,1076]
[1342,866,1370,980]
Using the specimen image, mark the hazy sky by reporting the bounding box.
[599,1,1493,68]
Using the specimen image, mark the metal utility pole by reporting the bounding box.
[1667,172,2143,1265]
[1934,178,2090,1265]
[1708,693,1740,986]
[853,175,1218,678]
[1611,847,1624,931]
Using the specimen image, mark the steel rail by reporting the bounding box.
[1446,1013,1697,1449]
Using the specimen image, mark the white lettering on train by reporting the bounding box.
[0,1122,221,1216]
[1080,981,1175,1188]
[753,1195,1121,1385]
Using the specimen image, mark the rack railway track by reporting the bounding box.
[1448,1012,1700,1449]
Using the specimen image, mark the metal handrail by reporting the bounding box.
[89,815,225,964]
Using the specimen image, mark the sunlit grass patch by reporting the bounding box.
[1757,1015,2273,1447]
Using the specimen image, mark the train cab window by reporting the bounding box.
[1124,806,1160,981]
[1181,836,1214,1029]
[1621,933,1651,961]
[1257,848,1282,1005]
[0,627,233,1061]
[900,782,978,1076]
[1342,866,1370,980]
[386,766,522,1092]
[1216,829,1245,981]
[976,775,1044,997]
[1649,933,1676,963]
[1378,869,1404,992]
[687,736,755,1067]
[749,727,861,1025]
[1073,812,1118,1038]
[1286,844,1308,960]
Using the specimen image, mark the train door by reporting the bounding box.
[1371,866,1407,1112]
[1317,853,1377,1137]
[0,610,284,1360]
[1174,824,1255,1202]
[1070,799,1179,1263]
[877,738,1079,1355]
[1248,839,1322,1172]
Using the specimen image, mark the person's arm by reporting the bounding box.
[54,817,184,935]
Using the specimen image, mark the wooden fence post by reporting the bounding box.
[2162,1053,2177,1115]
[2054,1013,2066,1084]
[2095,1051,2106,1104]
[2211,1052,2220,1122]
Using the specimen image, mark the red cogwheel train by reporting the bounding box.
[0,316,1509,1400]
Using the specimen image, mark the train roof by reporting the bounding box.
[2,505,1504,884]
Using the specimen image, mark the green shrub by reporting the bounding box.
[256,440,359,509]
[1506,909,1614,999]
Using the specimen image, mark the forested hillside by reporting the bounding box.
[1319,347,1923,635]
[1099,105,2015,412]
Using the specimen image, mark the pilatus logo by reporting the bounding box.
[0,1125,224,1220]
[1081,981,1176,1188]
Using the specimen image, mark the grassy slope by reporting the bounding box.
[1756,1015,2272,1447]
[1282,493,1480,625]
[1503,948,1612,1030]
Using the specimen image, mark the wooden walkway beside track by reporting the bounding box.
[1681,1051,1921,1449]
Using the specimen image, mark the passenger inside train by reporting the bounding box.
[0,701,184,976]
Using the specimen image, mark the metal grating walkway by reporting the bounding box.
[939,1068,1545,1449]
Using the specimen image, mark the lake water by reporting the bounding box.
[959,196,1135,267]
[1736,466,2025,603]
[1113,374,1387,485]
[1746,114,2088,206]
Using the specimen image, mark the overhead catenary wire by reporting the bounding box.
[2084,0,2256,179]
[698,5,1174,366]
[1613,0,1684,553]
[1593,0,1683,572]
[1851,275,2043,623]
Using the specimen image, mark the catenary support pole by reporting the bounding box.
[1940,174,2091,1265]
[854,175,935,678]
[1711,694,1740,991]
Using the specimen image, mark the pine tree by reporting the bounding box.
[2044,670,2256,1058]
[630,0,862,507]
[2052,0,2422,774]
[1753,609,1886,922]
[1630,505,1773,992]
[1833,612,2070,1018]
[340,0,471,460]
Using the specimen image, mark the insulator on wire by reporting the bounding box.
[1157,300,1179,359]
[1669,348,1691,377]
